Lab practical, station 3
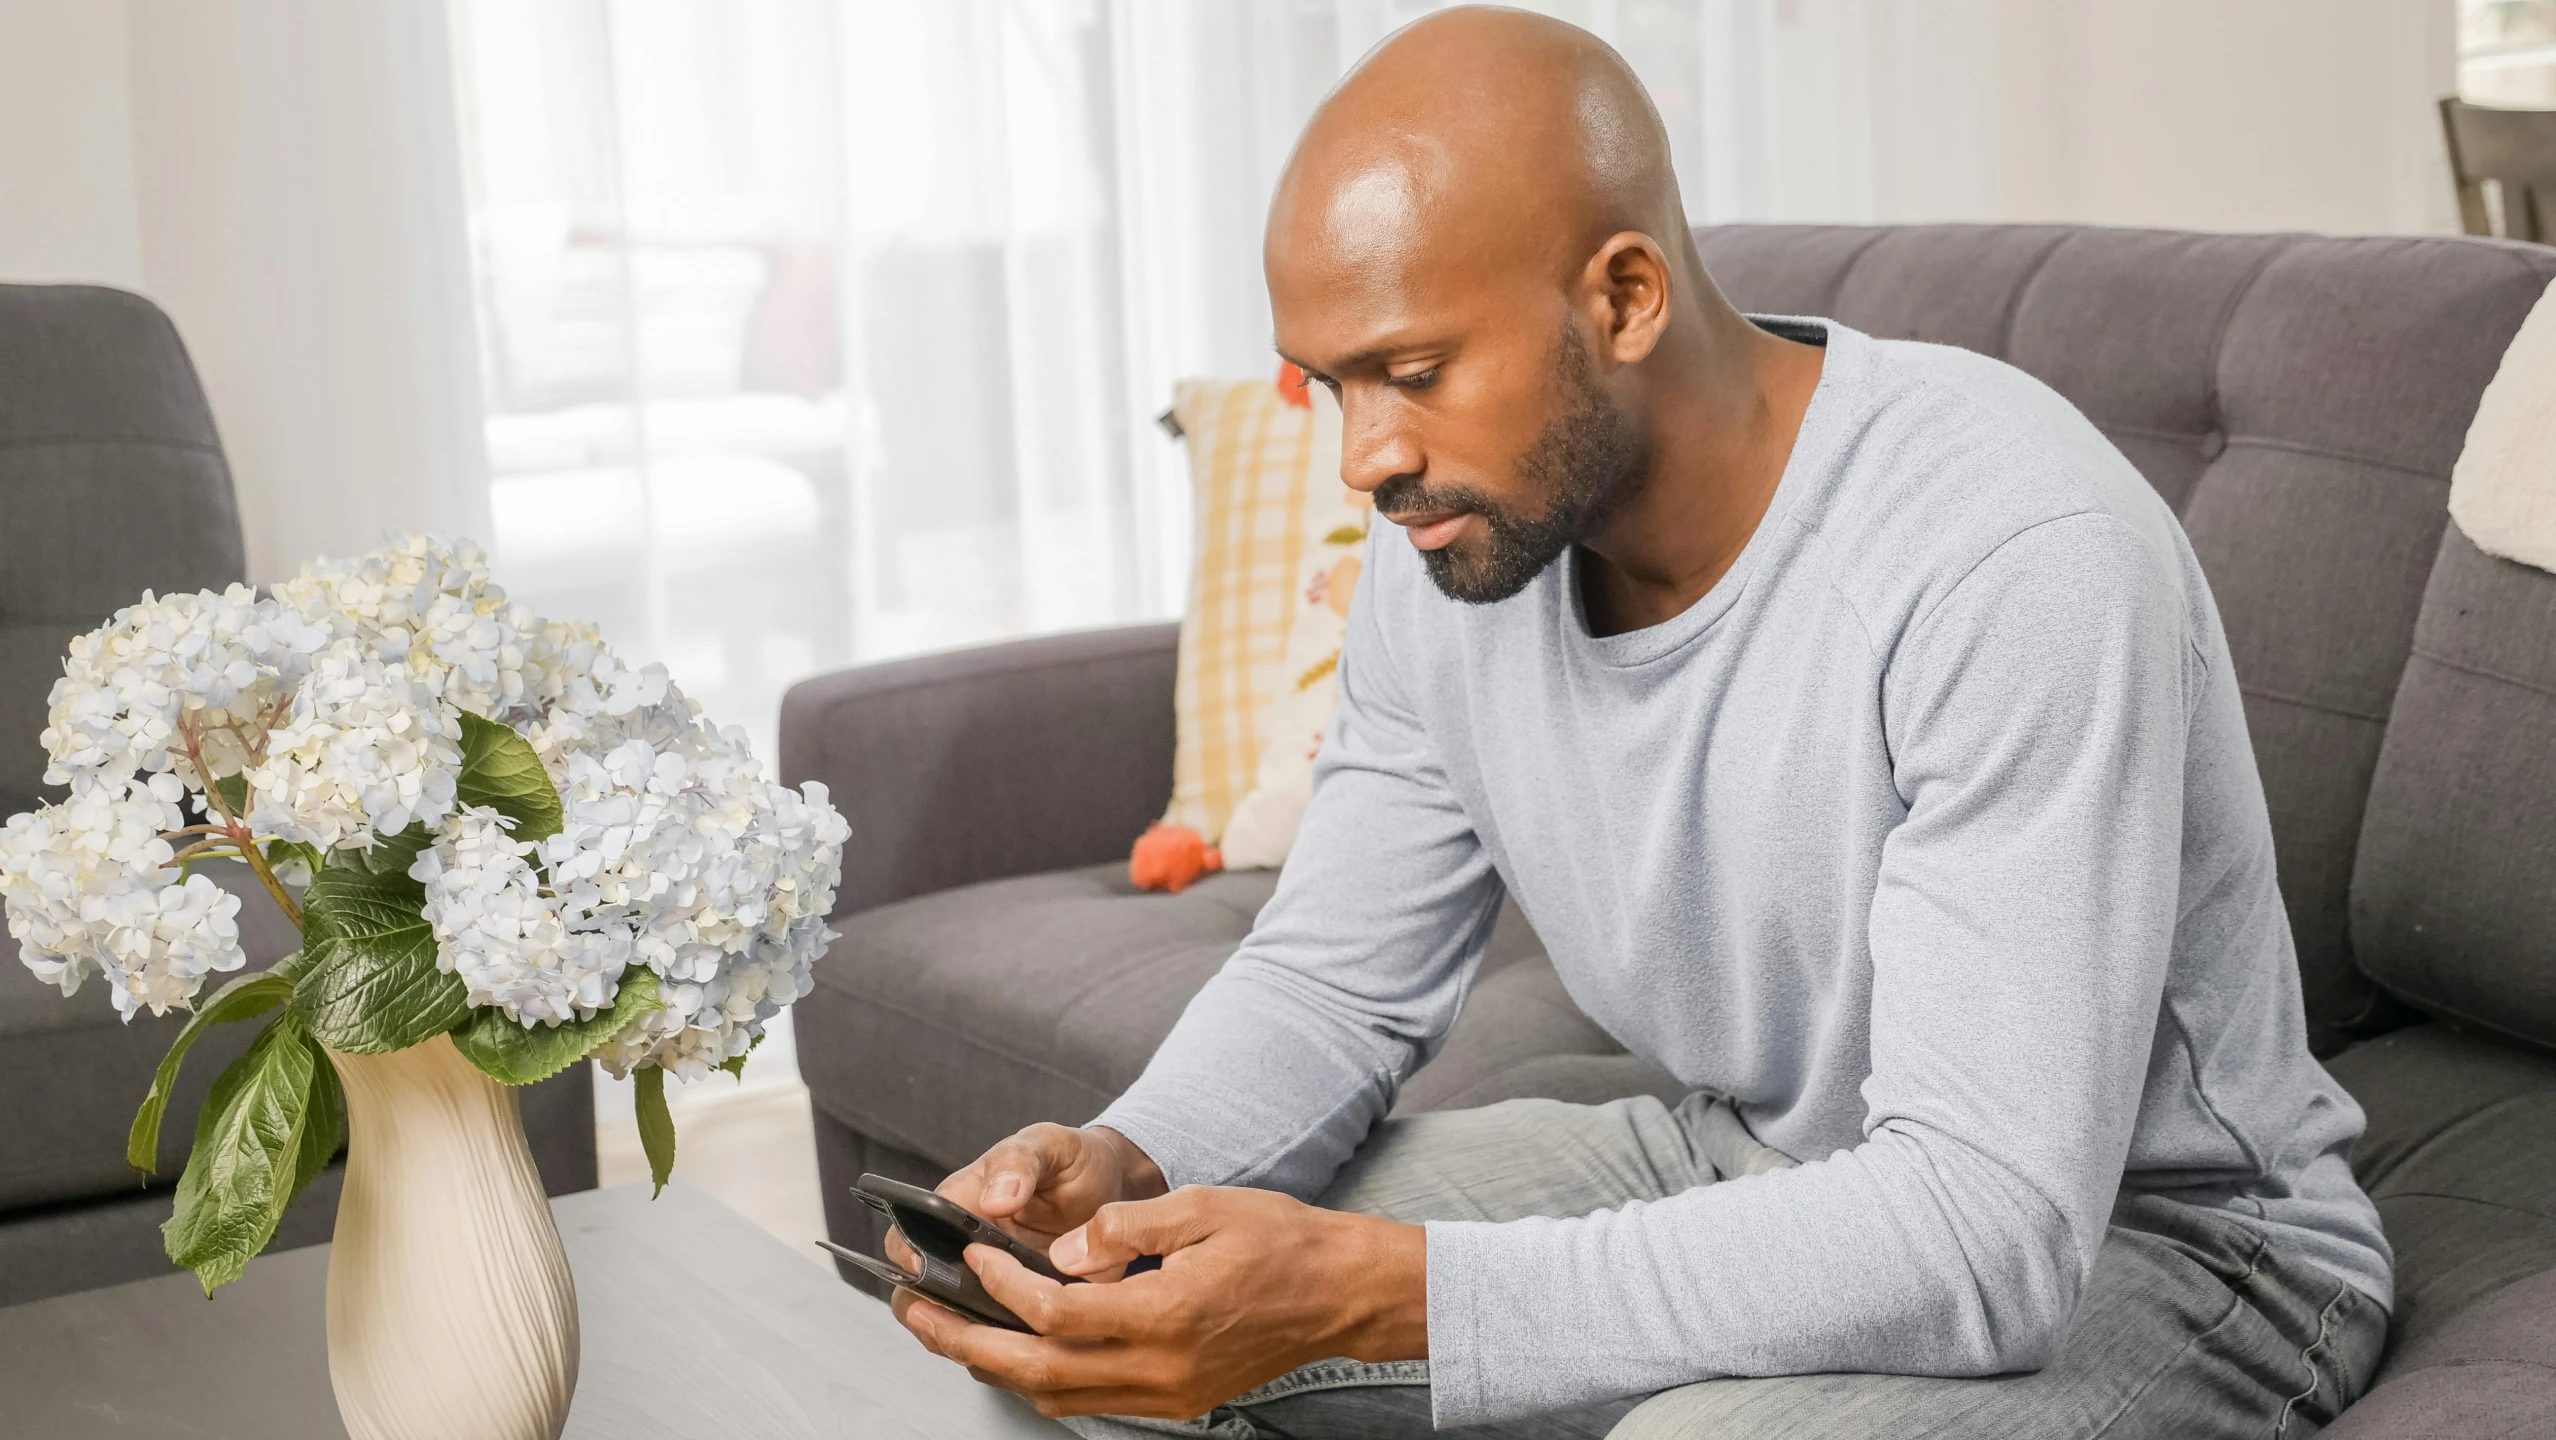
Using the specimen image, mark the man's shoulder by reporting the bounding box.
[1804,332,2193,645]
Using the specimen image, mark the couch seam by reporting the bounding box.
[1823,229,1895,316]
[2360,997,2556,1068]
[2094,420,2215,446]
[2406,646,2556,704]
[1991,231,2071,359]
[2374,1188,2556,1221]
[2201,242,2292,445]
[2216,435,2445,484]
[2235,683,2387,725]
[2381,1355,2556,1377]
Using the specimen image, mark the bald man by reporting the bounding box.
[887,9,2392,1438]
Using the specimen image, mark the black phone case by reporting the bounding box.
[852,1174,1081,1284]
[830,1172,1085,1333]
[815,1238,1033,1332]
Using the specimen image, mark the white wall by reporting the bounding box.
[0,0,490,583]
[126,0,492,581]
[0,0,143,286]
[1857,0,2462,235]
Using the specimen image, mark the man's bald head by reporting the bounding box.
[1271,6,1691,298]
[1268,7,1734,604]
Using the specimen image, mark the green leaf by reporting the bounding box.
[290,1035,344,1206]
[455,711,563,845]
[260,837,324,883]
[452,969,661,1086]
[633,1065,676,1198]
[163,1014,318,1295]
[717,1032,763,1081]
[209,773,250,820]
[293,854,467,1054]
[333,822,434,880]
[1321,523,1368,547]
[127,962,300,1175]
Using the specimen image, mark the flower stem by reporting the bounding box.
[177,712,303,932]
[241,843,304,931]
[168,839,249,864]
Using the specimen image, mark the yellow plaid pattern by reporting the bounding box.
[1163,378,1341,842]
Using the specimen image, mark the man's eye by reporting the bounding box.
[1388,367,1440,391]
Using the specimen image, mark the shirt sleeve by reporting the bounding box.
[1422,512,2197,1425]
[1091,543,1504,1199]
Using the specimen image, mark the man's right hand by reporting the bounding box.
[886,1123,1168,1280]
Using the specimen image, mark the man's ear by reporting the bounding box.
[1581,231,1673,365]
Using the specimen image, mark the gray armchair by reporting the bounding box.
[0,284,595,1308]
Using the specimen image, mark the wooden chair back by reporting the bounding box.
[2441,97,2556,241]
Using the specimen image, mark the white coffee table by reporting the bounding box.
[0,1181,1068,1438]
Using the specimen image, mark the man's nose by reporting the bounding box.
[1339,401,1420,495]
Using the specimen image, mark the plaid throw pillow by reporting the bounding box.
[1160,370,1346,844]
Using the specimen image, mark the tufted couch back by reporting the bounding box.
[0,285,251,820]
[1694,225,2556,1056]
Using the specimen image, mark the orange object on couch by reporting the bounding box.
[1129,823,1222,893]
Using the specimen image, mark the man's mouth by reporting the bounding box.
[1385,509,1473,552]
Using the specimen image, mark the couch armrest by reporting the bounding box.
[780,622,1180,915]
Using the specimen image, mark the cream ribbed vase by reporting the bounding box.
[324,1035,579,1440]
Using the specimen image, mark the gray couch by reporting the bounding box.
[785,224,2556,1432]
[0,284,595,1309]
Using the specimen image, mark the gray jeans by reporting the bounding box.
[1064,1093,2386,1439]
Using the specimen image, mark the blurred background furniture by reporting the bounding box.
[2442,96,2556,238]
[784,222,2556,1435]
[0,283,596,1308]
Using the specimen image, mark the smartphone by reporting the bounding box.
[816,1172,1081,1333]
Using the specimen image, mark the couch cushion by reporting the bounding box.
[2321,1267,2556,1439]
[795,862,1659,1172]
[2353,527,2556,1048]
[1698,225,2556,1050]
[2327,1023,2556,1366]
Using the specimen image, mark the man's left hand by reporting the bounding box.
[891,1185,1427,1421]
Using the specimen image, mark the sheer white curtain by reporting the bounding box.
[445,0,1846,766]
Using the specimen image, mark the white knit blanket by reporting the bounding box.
[2451,276,2556,574]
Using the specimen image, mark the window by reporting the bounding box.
[2460,0,2556,107]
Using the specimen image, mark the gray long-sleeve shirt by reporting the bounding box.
[1092,318,2393,1426]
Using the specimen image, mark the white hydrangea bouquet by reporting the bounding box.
[0,536,848,1294]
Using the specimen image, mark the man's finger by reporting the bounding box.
[1053,1189,1219,1275]
[892,1288,961,1359]
[930,1313,1151,1397]
[963,1123,1081,1217]
[967,1244,1161,1339]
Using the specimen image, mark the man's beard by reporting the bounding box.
[1375,327,1645,605]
